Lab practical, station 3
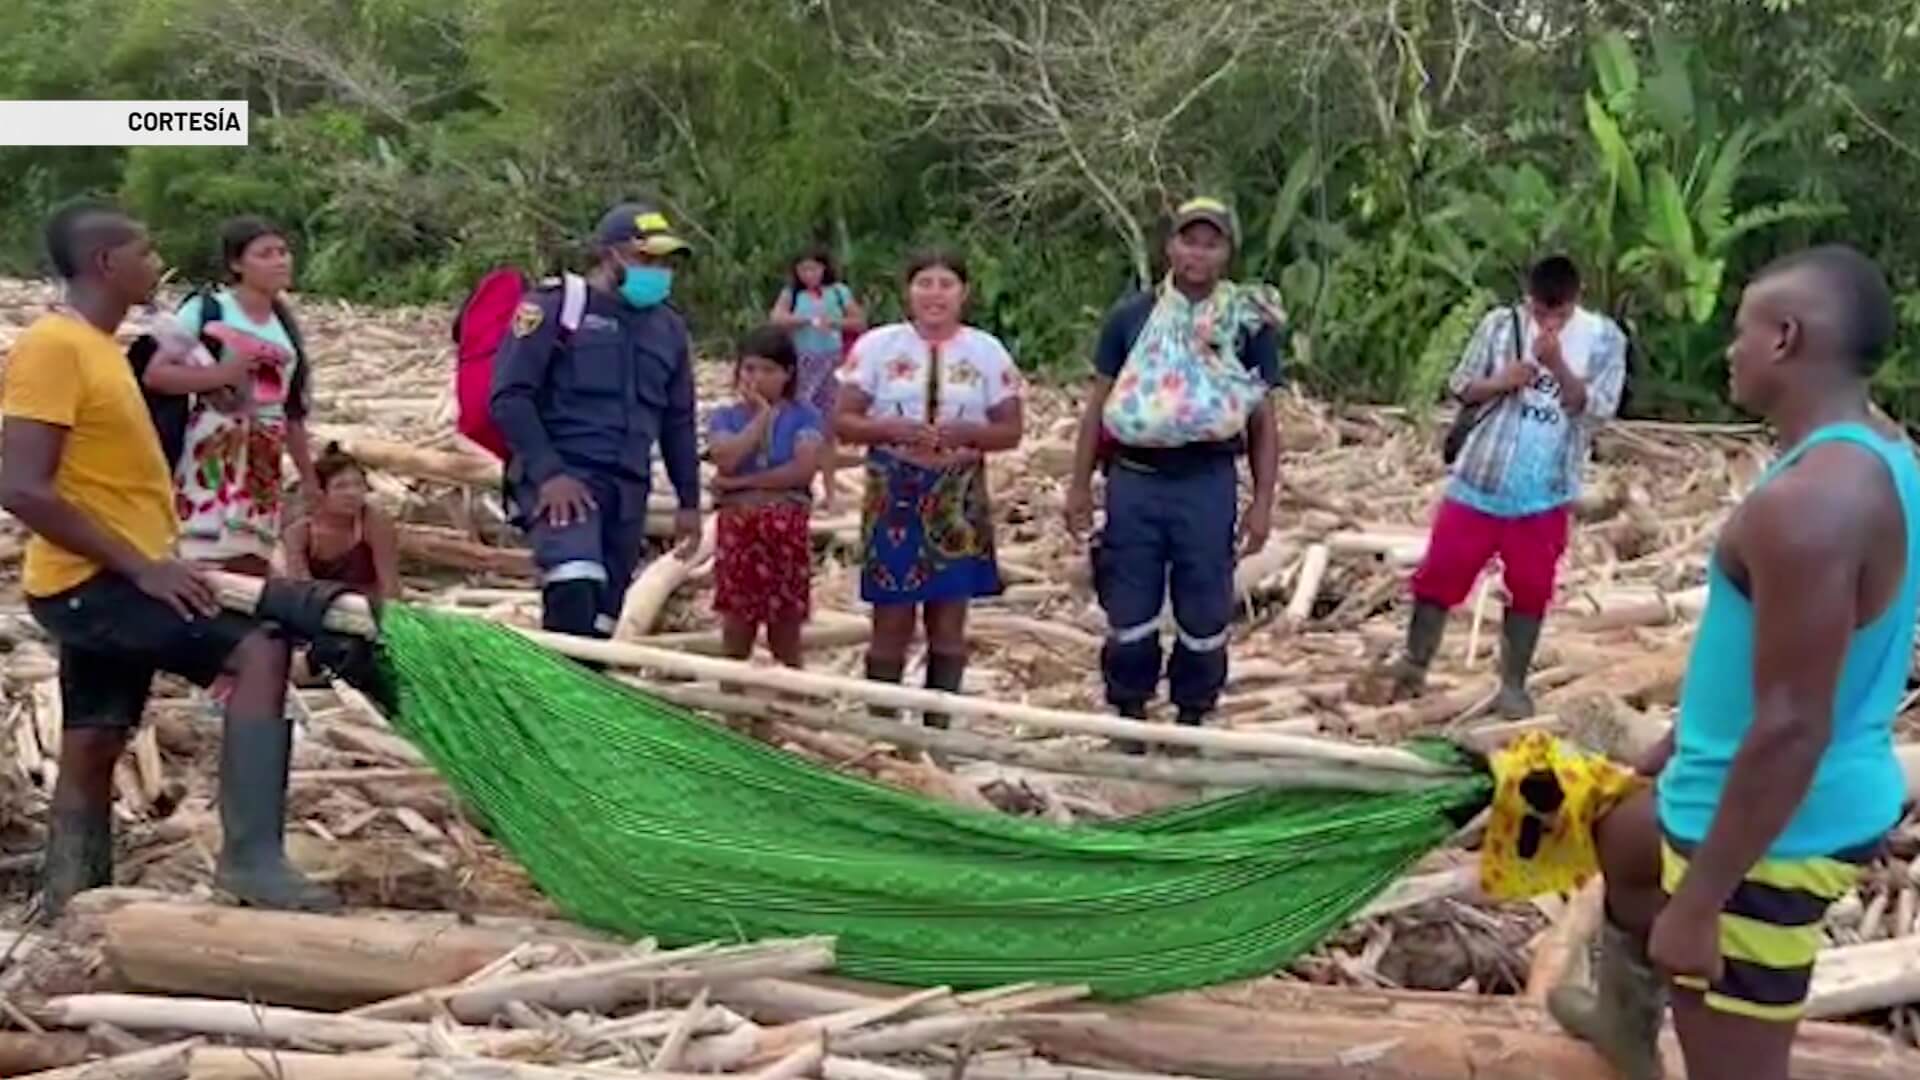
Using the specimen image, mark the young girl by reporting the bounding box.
[769,246,865,509]
[283,444,400,601]
[708,326,825,666]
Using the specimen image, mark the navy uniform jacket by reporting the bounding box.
[489,283,701,509]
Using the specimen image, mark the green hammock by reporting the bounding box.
[371,605,1492,999]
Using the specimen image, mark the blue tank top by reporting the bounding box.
[1658,422,1920,857]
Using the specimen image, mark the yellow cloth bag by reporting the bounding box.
[1479,731,1646,901]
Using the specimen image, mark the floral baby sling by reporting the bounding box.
[1102,279,1283,448]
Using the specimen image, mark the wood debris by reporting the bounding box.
[4,276,1920,1069]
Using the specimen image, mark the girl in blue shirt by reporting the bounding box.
[708,325,824,667]
[770,247,864,509]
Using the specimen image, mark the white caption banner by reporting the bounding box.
[0,100,249,146]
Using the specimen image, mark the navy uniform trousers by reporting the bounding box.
[511,469,650,639]
[1093,455,1237,718]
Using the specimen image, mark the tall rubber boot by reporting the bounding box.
[1496,613,1544,719]
[37,802,112,925]
[1389,601,1448,700]
[1114,702,1148,757]
[923,651,966,731]
[1548,921,1668,1080]
[214,716,340,911]
[865,654,905,719]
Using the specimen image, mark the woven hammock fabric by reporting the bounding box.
[374,605,1491,998]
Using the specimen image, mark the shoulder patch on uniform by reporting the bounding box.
[511,301,544,338]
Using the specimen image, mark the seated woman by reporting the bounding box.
[283,444,399,601]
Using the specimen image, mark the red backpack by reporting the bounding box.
[450,268,588,459]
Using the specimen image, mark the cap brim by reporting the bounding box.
[1174,212,1235,241]
[637,235,691,257]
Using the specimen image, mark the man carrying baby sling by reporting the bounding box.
[1065,197,1284,743]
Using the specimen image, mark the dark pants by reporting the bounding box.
[514,470,650,638]
[28,572,255,729]
[1094,457,1236,715]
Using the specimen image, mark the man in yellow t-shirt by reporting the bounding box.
[0,201,336,920]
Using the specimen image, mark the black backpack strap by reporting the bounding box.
[272,297,312,421]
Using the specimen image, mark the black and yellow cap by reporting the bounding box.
[594,201,691,257]
[1171,196,1239,247]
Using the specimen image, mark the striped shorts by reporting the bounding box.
[1661,831,1879,1021]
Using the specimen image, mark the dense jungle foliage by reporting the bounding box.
[5,0,1920,419]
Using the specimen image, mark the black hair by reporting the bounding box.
[44,199,139,281]
[738,323,800,399]
[1527,255,1581,307]
[314,442,368,490]
[1757,244,1897,375]
[787,245,841,294]
[219,215,286,283]
[903,247,969,288]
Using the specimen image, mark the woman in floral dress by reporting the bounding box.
[833,249,1025,726]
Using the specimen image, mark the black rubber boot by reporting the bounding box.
[37,802,113,925]
[865,654,905,719]
[1496,613,1544,719]
[1548,920,1668,1080]
[923,651,966,730]
[1389,601,1448,700]
[215,716,340,912]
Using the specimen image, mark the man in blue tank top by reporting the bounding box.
[1551,246,1917,1080]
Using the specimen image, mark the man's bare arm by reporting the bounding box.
[1665,469,1861,916]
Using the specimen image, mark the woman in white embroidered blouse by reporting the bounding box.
[834,248,1026,726]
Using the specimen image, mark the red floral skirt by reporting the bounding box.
[714,501,812,626]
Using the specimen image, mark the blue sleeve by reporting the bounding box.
[793,403,825,439]
[1243,323,1282,387]
[1093,295,1147,378]
[660,318,702,510]
[489,290,566,486]
[708,404,745,438]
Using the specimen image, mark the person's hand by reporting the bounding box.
[1504,362,1541,393]
[672,509,702,558]
[217,355,252,388]
[886,419,939,450]
[812,316,831,331]
[1534,329,1569,376]
[710,472,745,493]
[1065,482,1096,538]
[936,422,980,452]
[135,558,220,620]
[1648,897,1723,983]
[1237,497,1274,559]
[535,474,597,528]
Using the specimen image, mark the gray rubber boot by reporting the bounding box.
[1389,601,1448,699]
[923,651,966,731]
[1495,613,1544,719]
[865,654,905,719]
[37,803,113,925]
[1548,920,1668,1080]
[214,716,340,912]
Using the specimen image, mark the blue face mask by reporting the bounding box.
[618,264,673,309]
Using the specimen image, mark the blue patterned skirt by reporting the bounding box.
[860,450,1002,606]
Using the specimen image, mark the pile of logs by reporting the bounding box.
[2,889,1915,1080]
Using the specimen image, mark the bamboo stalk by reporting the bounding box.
[1284,543,1329,624]
[614,516,718,641]
[205,572,1459,776]
[34,995,453,1051]
[651,686,1448,793]
[15,1040,197,1080]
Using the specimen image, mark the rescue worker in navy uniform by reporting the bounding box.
[1066,198,1282,741]
[492,202,702,639]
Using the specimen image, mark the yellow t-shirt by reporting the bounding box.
[1,312,179,597]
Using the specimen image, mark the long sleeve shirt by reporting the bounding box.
[489,283,701,509]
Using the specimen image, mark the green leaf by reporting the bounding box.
[1719,200,1844,247]
[1694,124,1754,247]
[1643,32,1697,143]
[1260,146,1321,273]
[1585,92,1643,209]
[1590,30,1640,106]
[1645,165,1696,262]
